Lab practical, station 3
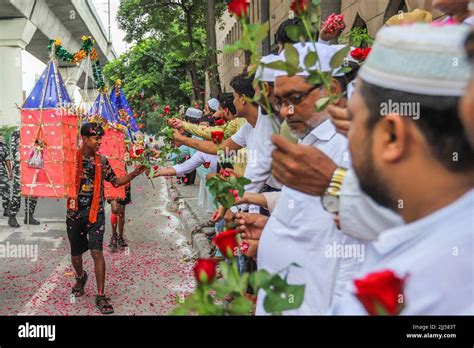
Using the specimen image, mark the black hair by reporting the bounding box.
[276,18,302,45]
[81,123,104,137]
[200,115,213,124]
[331,61,361,94]
[217,92,236,115]
[184,115,201,124]
[360,80,474,172]
[230,72,256,99]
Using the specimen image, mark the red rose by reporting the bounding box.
[193,258,218,285]
[211,131,224,144]
[153,165,159,171]
[215,118,225,126]
[228,188,239,200]
[164,105,170,114]
[219,169,232,178]
[228,0,249,18]
[354,269,406,315]
[212,229,239,259]
[203,162,211,168]
[135,148,144,156]
[322,13,346,34]
[290,0,309,17]
[350,47,371,61]
[240,241,249,255]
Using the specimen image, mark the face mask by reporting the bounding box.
[338,169,404,241]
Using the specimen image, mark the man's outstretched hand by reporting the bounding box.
[233,212,268,240]
[133,165,147,177]
[168,118,183,129]
[271,134,337,196]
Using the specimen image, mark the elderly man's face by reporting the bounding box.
[274,75,330,139]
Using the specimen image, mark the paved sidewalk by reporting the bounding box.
[0,176,195,315]
[164,176,214,259]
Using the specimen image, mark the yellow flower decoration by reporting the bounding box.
[54,39,62,46]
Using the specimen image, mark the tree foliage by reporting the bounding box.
[103,0,226,134]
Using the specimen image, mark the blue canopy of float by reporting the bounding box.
[88,93,120,124]
[109,85,140,132]
[23,60,72,109]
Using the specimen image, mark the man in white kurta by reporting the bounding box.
[256,42,364,315]
[331,24,473,315]
[257,119,361,314]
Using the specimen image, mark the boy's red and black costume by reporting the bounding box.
[66,149,117,256]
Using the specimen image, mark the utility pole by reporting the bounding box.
[108,0,111,42]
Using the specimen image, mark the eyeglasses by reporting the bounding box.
[272,85,322,112]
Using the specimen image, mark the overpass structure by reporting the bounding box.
[0,0,118,126]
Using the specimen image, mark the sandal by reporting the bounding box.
[96,294,114,314]
[71,271,88,297]
[108,235,118,252]
[117,237,128,250]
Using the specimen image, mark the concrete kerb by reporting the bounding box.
[164,178,212,259]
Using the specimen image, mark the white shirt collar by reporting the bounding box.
[372,189,474,255]
[300,119,336,145]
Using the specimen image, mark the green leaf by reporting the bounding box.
[284,43,300,70]
[239,272,250,293]
[254,22,270,47]
[306,72,322,85]
[334,66,353,75]
[319,71,332,87]
[304,51,318,69]
[224,194,235,209]
[315,97,331,112]
[236,177,252,186]
[249,269,272,291]
[265,60,289,72]
[228,296,253,315]
[263,283,306,313]
[330,45,351,69]
[285,25,301,42]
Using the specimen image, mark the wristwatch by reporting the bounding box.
[321,167,347,214]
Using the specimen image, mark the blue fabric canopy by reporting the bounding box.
[109,85,140,132]
[88,93,120,124]
[23,60,73,109]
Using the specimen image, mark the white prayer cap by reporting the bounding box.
[185,107,203,119]
[359,24,471,96]
[207,98,220,111]
[255,54,281,82]
[274,42,351,78]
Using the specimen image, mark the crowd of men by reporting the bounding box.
[155,0,474,315]
[2,0,472,316]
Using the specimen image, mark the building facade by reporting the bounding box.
[215,0,443,92]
